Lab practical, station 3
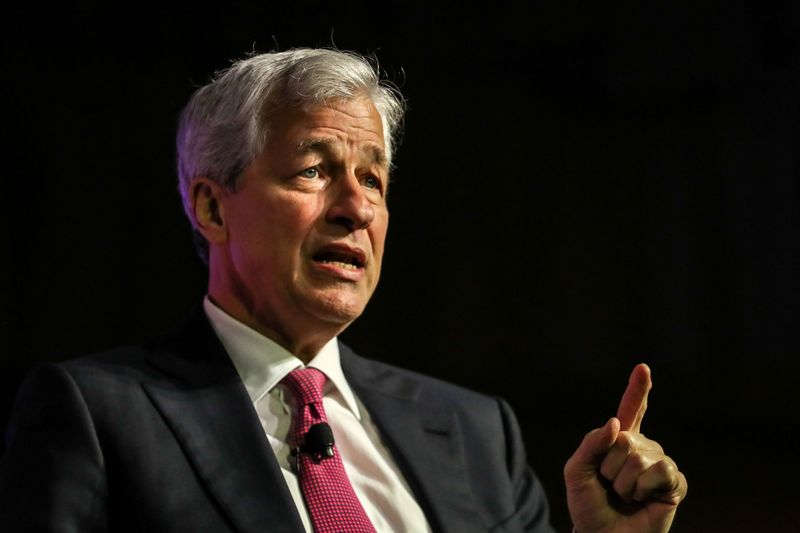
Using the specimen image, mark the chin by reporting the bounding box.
[319,296,370,325]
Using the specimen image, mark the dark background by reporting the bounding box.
[2,2,798,531]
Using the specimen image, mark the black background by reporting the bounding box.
[2,2,799,531]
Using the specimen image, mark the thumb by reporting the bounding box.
[565,417,620,485]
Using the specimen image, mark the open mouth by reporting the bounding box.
[312,249,365,271]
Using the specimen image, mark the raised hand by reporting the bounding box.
[563,364,688,533]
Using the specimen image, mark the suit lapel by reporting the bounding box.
[143,308,304,533]
[341,345,486,533]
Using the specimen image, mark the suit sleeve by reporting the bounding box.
[0,364,108,532]
[497,397,557,533]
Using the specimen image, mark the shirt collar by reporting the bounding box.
[202,296,362,419]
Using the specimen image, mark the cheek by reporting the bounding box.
[253,195,318,239]
[227,203,294,268]
[271,200,328,260]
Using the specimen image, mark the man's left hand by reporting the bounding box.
[563,364,688,533]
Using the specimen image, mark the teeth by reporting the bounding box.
[321,260,359,270]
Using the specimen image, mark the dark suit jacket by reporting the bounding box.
[0,308,555,532]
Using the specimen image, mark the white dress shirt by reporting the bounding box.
[203,297,432,533]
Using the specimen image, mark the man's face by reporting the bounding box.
[215,97,389,342]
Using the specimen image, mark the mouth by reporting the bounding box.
[312,246,366,271]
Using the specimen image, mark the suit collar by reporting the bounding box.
[203,296,303,404]
[141,307,487,533]
[144,306,305,533]
[340,343,487,533]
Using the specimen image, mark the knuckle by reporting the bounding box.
[615,431,635,451]
[627,451,647,470]
[598,460,614,481]
[612,477,632,501]
[654,458,678,478]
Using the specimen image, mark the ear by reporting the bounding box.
[190,177,228,245]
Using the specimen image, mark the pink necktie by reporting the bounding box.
[281,368,376,533]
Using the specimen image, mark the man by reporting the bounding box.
[0,49,686,532]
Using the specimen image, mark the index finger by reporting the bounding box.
[616,363,652,433]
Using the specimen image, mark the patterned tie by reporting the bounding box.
[281,368,376,533]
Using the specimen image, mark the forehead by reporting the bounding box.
[268,97,387,163]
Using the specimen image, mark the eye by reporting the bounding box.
[299,167,319,179]
[363,175,381,190]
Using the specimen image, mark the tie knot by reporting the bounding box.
[281,367,327,406]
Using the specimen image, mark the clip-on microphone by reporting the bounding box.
[298,422,335,460]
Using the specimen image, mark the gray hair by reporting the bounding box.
[176,48,406,262]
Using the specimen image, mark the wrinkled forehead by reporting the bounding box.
[270,97,387,158]
[266,93,391,163]
[295,136,388,169]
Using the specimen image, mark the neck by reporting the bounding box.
[205,250,353,362]
[208,293,343,363]
[207,275,346,363]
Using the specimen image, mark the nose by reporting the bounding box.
[325,173,375,232]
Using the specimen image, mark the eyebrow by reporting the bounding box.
[295,138,388,168]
